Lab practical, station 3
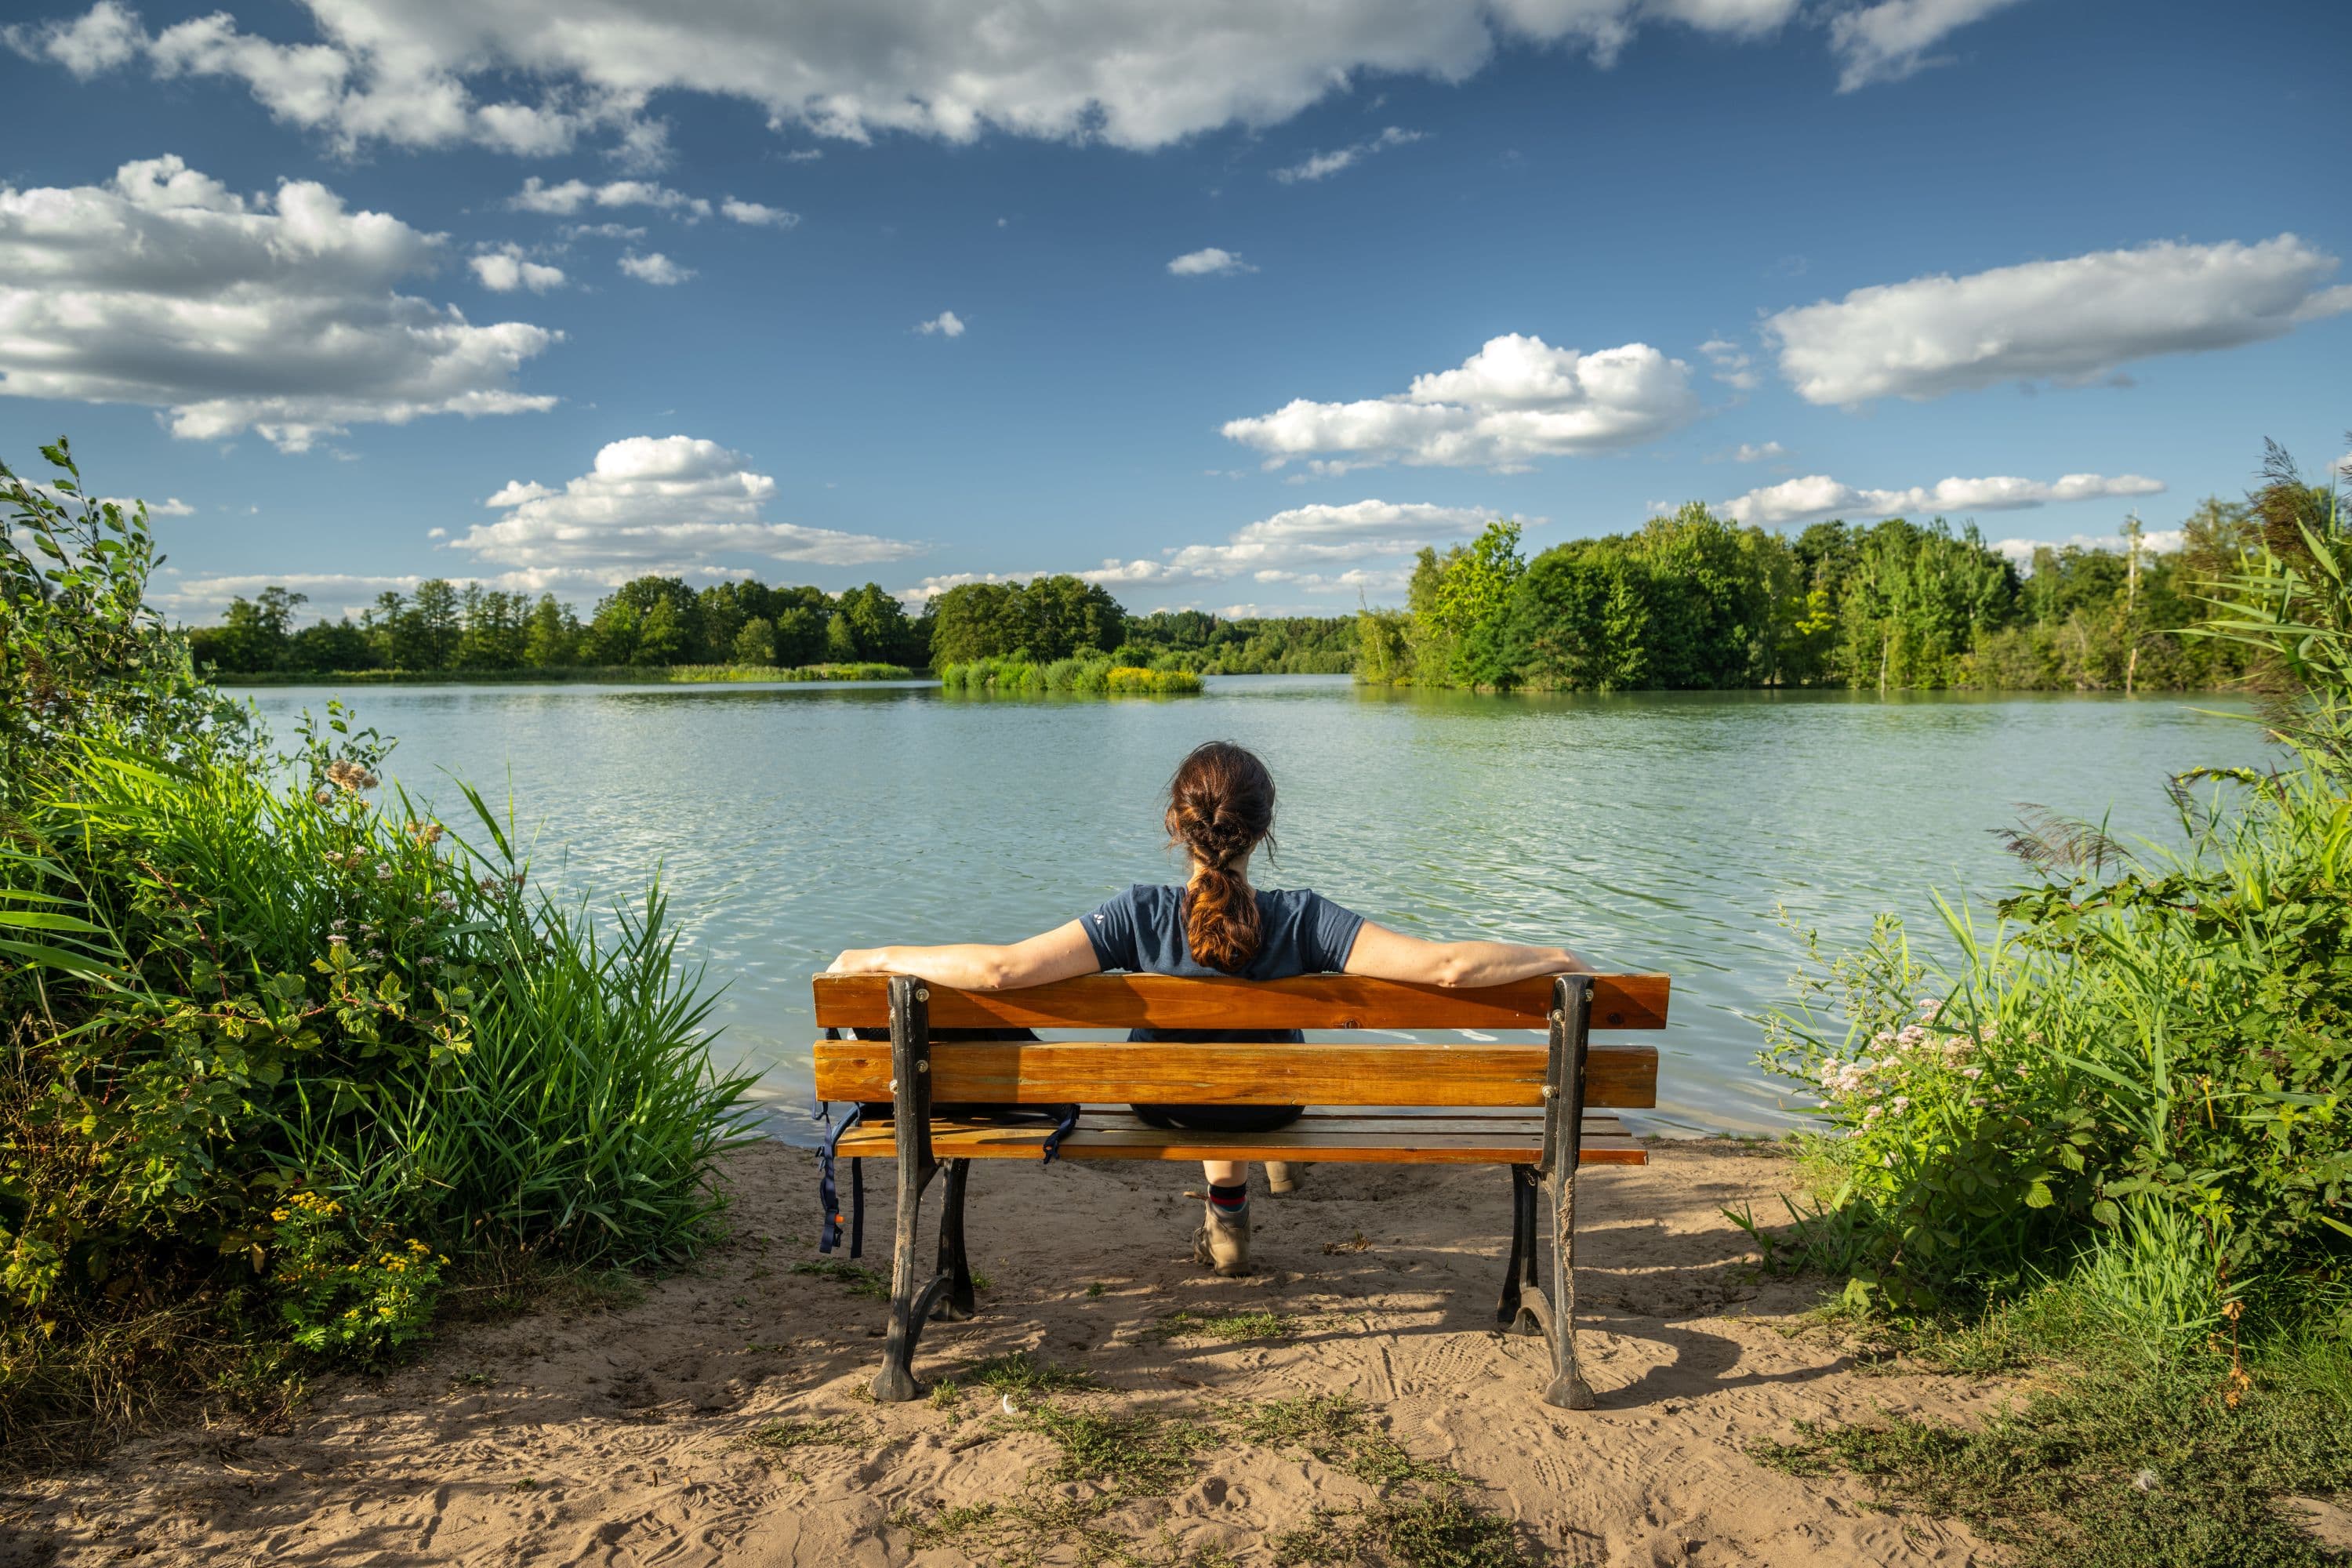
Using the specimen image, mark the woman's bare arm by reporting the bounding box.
[825,919,1102,992]
[1340,921,1589,987]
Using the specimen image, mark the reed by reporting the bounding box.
[938,655,1203,695]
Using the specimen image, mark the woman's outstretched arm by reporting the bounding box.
[826,919,1102,992]
[1341,921,1589,987]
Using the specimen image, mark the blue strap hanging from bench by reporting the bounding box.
[1040,1102,1082,1163]
[817,1098,865,1258]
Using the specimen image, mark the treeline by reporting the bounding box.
[191,571,1361,679]
[1359,501,2263,692]
[191,576,924,674]
[880,575,1356,673]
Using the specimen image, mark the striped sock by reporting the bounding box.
[1208,1181,1248,1218]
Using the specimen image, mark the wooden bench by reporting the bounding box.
[811,968,1671,1410]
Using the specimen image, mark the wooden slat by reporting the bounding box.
[812,971,1668,1032]
[832,1116,1646,1167]
[811,1038,1658,1109]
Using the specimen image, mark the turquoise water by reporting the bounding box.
[237,677,2274,1140]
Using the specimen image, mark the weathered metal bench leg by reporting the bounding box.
[1541,975,1597,1410]
[873,975,954,1402]
[1497,1163,1541,1331]
[933,1158,976,1321]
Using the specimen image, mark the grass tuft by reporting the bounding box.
[959,1349,1098,1396]
[738,1414,869,1454]
[1150,1308,1300,1343]
[790,1259,890,1300]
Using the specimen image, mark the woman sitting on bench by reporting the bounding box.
[826,739,1586,1276]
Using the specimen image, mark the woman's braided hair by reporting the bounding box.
[1163,740,1276,973]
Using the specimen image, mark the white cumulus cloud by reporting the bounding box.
[1224,333,1698,472]
[1168,247,1254,277]
[469,244,564,292]
[1272,125,1425,183]
[720,198,798,227]
[449,435,922,579]
[1721,471,2165,528]
[1989,528,2187,568]
[5,2,642,158]
[1767,235,2352,405]
[1081,499,1498,590]
[510,176,711,218]
[1698,336,1759,390]
[7,0,1854,162]
[1830,0,2027,91]
[0,154,557,451]
[915,310,966,337]
[617,250,692,285]
[895,499,1496,607]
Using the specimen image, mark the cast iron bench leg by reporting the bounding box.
[1543,975,1597,1410]
[934,1158,976,1321]
[1497,1163,1541,1331]
[873,975,954,1401]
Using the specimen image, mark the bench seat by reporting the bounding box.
[832,1109,1646,1165]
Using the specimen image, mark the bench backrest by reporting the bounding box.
[811,971,1669,1110]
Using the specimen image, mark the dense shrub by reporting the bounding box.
[2,441,754,1460]
[1762,447,2352,1328]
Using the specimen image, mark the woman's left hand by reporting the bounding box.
[826,948,885,975]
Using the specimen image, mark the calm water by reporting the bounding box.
[238,677,2272,1140]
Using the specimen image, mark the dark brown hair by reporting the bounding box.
[1164,740,1276,973]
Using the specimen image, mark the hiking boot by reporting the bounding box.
[1192,1203,1252,1276]
[1264,1161,1302,1195]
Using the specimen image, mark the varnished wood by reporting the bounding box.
[814,971,1669,1032]
[813,1037,1658,1109]
[830,1115,1647,1167]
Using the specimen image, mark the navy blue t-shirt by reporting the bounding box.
[1080,884,1365,981]
[1080,884,1367,1132]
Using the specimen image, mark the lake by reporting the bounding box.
[237,677,2274,1141]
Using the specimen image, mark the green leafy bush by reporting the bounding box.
[1762,448,2352,1326]
[3,439,755,1460]
[267,1189,444,1359]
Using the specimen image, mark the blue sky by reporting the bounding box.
[2,0,2347,623]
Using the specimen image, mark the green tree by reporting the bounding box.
[772,604,824,666]
[286,618,376,672]
[410,579,463,671]
[837,582,920,663]
[1502,539,1653,691]
[733,615,776,665]
[697,583,747,664]
[524,594,581,667]
[928,582,1025,663]
[1415,521,1526,688]
[192,586,307,673]
[823,610,859,663]
[634,597,686,665]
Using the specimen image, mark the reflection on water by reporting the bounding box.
[237,676,2272,1141]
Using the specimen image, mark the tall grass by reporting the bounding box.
[396,887,751,1264]
[938,655,1203,695]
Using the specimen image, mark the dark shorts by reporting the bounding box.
[1127,1025,1305,1134]
[1129,1102,1304,1134]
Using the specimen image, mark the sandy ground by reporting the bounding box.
[0,1139,2009,1566]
